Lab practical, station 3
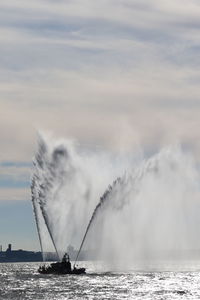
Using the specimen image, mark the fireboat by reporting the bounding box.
[38,253,86,275]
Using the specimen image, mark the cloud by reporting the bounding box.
[0,187,29,201]
[0,0,200,165]
[0,162,31,200]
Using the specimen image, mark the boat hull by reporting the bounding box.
[38,262,86,275]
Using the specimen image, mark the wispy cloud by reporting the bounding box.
[0,187,29,201]
[0,0,200,164]
[0,162,31,200]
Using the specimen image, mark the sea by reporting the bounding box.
[1,261,200,299]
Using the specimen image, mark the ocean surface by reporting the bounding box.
[1,261,200,299]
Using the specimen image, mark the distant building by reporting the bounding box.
[0,243,96,263]
[0,244,54,263]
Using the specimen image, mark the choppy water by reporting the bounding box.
[1,261,200,299]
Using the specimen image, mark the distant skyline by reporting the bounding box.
[1,0,200,249]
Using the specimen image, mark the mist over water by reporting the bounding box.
[31,134,200,270]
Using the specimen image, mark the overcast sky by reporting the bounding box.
[1,0,200,250]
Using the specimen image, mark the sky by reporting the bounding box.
[1,0,200,250]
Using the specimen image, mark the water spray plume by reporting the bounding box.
[31,135,60,259]
[31,133,200,269]
[75,155,160,262]
[31,133,128,260]
[74,177,122,266]
[31,176,44,261]
[75,146,200,264]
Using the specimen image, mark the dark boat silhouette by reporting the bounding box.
[38,253,86,275]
